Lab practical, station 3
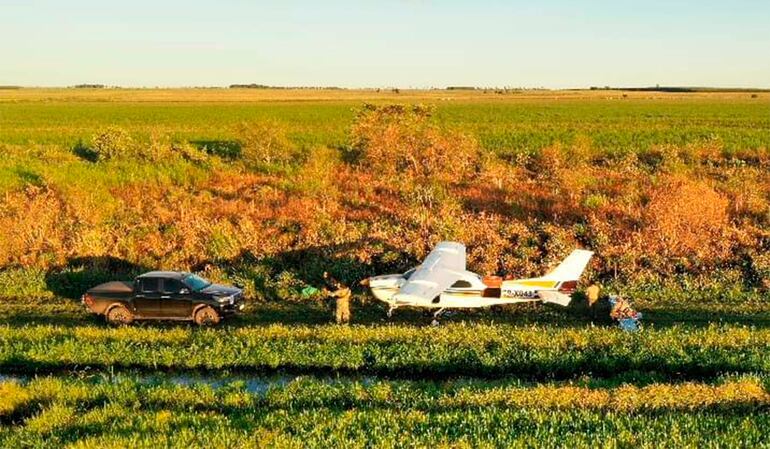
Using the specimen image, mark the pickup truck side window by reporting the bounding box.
[139,278,160,293]
[162,279,184,294]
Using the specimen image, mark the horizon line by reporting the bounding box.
[2,84,770,92]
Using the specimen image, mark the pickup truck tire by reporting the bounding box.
[106,304,134,325]
[194,306,220,326]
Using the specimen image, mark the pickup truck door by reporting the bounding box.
[160,278,193,318]
[134,278,162,317]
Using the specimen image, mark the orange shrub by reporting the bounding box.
[349,104,479,183]
[0,185,104,268]
[0,186,67,267]
[637,176,732,265]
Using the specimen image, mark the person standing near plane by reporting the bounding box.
[323,272,351,324]
[586,282,601,319]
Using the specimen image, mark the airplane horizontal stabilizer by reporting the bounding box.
[538,290,572,307]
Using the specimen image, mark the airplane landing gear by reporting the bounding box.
[387,306,396,318]
[431,308,446,326]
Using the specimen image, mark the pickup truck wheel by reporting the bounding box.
[106,304,134,326]
[194,306,220,326]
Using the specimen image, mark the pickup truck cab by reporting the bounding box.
[82,271,244,326]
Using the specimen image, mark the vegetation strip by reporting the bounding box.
[1,323,768,378]
[3,375,770,415]
[2,94,770,306]
[2,375,770,448]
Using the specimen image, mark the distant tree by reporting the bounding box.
[229,84,270,89]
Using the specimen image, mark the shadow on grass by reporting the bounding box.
[193,239,417,301]
[72,140,99,162]
[191,140,242,160]
[3,293,770,331]
[13,168,46,187]
[44,256,150,299]
[10,247,770,330]
[0,296,100,326]
[641,307,770,326]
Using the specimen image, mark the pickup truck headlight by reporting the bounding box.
[217,296,233,304]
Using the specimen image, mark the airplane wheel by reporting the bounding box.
[430,319,440,327]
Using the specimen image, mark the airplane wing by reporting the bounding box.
[393,242,466,304]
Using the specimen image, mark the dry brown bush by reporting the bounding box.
[637,175,732,264]
[349,104,479,183]
[0,186,100,268]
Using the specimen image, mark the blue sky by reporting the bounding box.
[2,0,769,88]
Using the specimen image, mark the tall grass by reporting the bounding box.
[1,323,769,377]
[1,374,769,448]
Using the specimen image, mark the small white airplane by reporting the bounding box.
[364,241,593,322]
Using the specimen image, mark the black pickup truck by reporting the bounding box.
[82,271,244,326]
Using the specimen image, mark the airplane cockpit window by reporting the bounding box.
[451,280,472,288]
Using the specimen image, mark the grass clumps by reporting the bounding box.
[79,127,209,164]
[0,381,31,418]
[236,120,296,167]
[2,323,770,377]
[1,375,770,448]
[90,127,135,161]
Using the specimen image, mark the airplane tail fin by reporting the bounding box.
[540,249,594,285]
[536,249,593,306]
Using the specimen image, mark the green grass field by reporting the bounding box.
[3,89,769,156]
[2,88,770,447]
[2,374,769,448]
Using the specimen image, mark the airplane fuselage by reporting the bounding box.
[368,273,570,309]
[366,246,592,314]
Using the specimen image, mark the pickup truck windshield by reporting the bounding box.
[183,274,211,292]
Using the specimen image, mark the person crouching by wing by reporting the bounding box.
[609,295,642,332]
[323,272,351,324]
